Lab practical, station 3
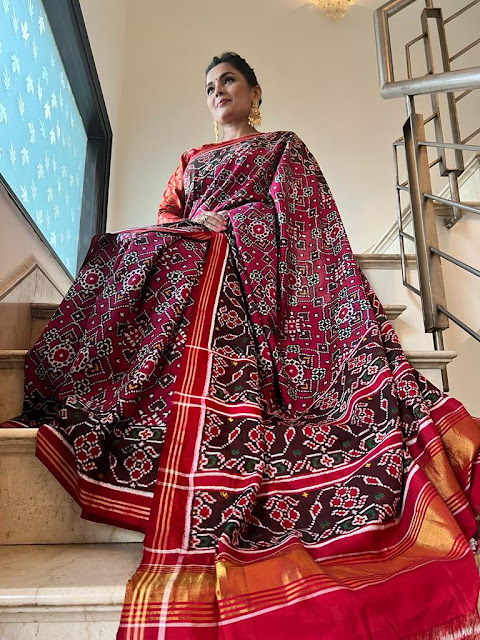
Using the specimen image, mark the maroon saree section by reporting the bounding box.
[3,132,480,639]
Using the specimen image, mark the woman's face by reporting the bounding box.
[206,62,261,127]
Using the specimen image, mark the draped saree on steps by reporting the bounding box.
[4,131,480,639]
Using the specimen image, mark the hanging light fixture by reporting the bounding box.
[310,0,354,21]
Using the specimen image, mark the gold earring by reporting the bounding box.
[248,99,262,128]
[214,119,219,143]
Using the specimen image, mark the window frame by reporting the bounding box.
[0,0,112,279]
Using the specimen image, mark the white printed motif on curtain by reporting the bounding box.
[0,0,88,276]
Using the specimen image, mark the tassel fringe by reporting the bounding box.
[408,610,480,640]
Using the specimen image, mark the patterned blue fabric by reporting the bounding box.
[0,0,87,276]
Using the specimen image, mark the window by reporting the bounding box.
[0,0,111,277]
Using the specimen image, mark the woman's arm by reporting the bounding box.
[157,152,226,232]
[156,155,188,224]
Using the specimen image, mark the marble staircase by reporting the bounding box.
[0,543,142,640]
[0,253,460,639]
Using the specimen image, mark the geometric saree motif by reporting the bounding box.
[5,132,480,639]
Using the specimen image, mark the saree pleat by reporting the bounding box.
[4,131,480,639]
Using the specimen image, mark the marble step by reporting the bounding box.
[384,304,407,321]
[26,302,410,329]
[0,303,56,351]
[0,547,479,640]
[359,256,433,351]
[0,345,456,425]
[0,428,143,545]
[0,543,142,640]
[0,303,407,423]
[0,350,26,423]
[0,348,457,545]
[30,302,57,346]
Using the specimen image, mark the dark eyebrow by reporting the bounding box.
[206,71,236,89]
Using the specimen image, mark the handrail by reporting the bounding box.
[417,141,480,152]
[455,90,472,102]
[374,0,480,390]
[374,1,480,98]
[437,306,480,343]
[424,194,480,216]
[463,127,480,144]
[450,38,480,64]
[378,66,480,99]
[430,247,480,279]
[444,0,480,24]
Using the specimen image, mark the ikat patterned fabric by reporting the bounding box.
[0,0,87,275]
[6,131,480,638]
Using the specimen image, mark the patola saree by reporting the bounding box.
[5,132,480,638]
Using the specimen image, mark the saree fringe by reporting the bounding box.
[407,610,480,640]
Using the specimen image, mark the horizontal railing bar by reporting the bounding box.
[418,140,480,152]
[396,184,409,192]
[400,230,415,242]
[438,306,480,343]
[430,247,480,278]
[455,89,472,102]
[406,34,425,48]
[424,194,480,216]
[463,126,480,144]
[444,0,480,24]
[450,37,480,63]
[374,2,480,99]
[403,281,421,296]
[377,66,480,99]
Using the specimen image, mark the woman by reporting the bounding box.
[8,53,480,639]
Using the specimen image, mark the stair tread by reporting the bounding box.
[0,350,27,369]
[1,303,408,355]
[0,350,28,357]
[404,349,457,359]
[0,348,454,363]
[30,303,58,310]
[404,350,457,369]
[355,254,417,269]
[0,349,457,443]
[0,543,142,608]
[30,302,58,319]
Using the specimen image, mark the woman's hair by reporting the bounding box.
[206,52,262,103]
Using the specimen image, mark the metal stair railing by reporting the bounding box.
[374,0,480,390]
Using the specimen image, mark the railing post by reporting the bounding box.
[403,113,449,333]
[421,8,465,175]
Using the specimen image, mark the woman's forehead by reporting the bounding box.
[206,63,239,85]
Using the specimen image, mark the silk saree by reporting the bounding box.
[5,131,480,639]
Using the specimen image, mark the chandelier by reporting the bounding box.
[310,0,354,21]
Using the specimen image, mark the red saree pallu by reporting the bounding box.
[4,132,480,639]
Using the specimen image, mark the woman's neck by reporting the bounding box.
[222,123,258,142]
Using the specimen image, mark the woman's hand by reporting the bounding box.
[195,211,228,232]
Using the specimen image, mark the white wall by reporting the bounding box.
[438,169,480,414]
[107,0,407,251]
[3,0,476,280]
[78,0,129,229]
[107,0,479,248]
[0,185,72,293]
